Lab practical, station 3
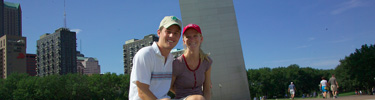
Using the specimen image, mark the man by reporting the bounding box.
[329,74,339,98]
[129,16,182,100]
[288,82,296,100]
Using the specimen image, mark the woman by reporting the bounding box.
[320,77,328,98]
[170,24,212,100]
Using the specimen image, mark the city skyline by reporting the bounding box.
[6,0,375,74]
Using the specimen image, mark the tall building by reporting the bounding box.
[26,54,37,76]
[0,1,25,79]
[179,0,251,99]
[0,35,26,78]
[1,0,22,37]
[77,51,85,74]
[123,34,158,74]
[171,49,184,58]
[77,51,100,75]
[36,28,77,76]
[0,0,3,34]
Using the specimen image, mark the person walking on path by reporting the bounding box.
[328,74,339,98]
[320,77,329,99]
[288,82,296,100]
[128,16,182,100]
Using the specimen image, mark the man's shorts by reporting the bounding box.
[331,85,337,91]
[290,90,295,95]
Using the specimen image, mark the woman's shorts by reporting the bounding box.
[322,86,327,92]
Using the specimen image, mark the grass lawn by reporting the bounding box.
[265,91,356,100]
[338,91,355,96]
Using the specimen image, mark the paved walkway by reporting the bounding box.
[308,95,375,100]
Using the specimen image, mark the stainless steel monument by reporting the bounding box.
[179,0,251,99]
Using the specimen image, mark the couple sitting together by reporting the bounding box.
[129,16,213,100]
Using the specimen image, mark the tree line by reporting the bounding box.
[247,64,333,98]
[0,73,130,100]
[335,44,375,94]
[248,44,375,99]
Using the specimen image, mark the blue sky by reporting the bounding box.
[6,0,375,74]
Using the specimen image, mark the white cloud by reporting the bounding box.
[331,0,365,15]
[296,45,310,49]
[308,37,315,41]
[70,29,82,34]
[330,38,352,43]
[269,57,340,69]
[271,57,313,63]
[310,60,340,69]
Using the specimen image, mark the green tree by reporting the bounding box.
[335,44,375,93]
[247,64,333,99]
[0,73,131,99]
[0,73,29,99]
[13,76,37,99]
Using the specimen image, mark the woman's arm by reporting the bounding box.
[319,83,322,89]
[203,66,212,100]
[170,75,177,94]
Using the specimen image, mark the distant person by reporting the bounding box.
[355,88,358,95]
[170,24,212,100]
[328,74,339,98]
[320,77,328,99]
[128,16,182,100]
[288,82,296,100]
[313,91,316,97]
[372,87,374,95]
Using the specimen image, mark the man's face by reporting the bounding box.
[157,25,181,50]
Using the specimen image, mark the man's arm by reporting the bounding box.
[136,81,157,100]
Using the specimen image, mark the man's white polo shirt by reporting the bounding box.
[129,42,174,100]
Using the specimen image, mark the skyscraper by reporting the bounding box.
[0,0,26,79]
[0,35,26,78]
[1,0,22,37]
[179,0,250,99]
[36,28,77,76]
[0,0,4,34]
[123,34,158,74]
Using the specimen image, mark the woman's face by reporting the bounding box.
[183,28,203,50]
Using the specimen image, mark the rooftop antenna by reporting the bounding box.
[80,39,82,53]
[64,0,67,28]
